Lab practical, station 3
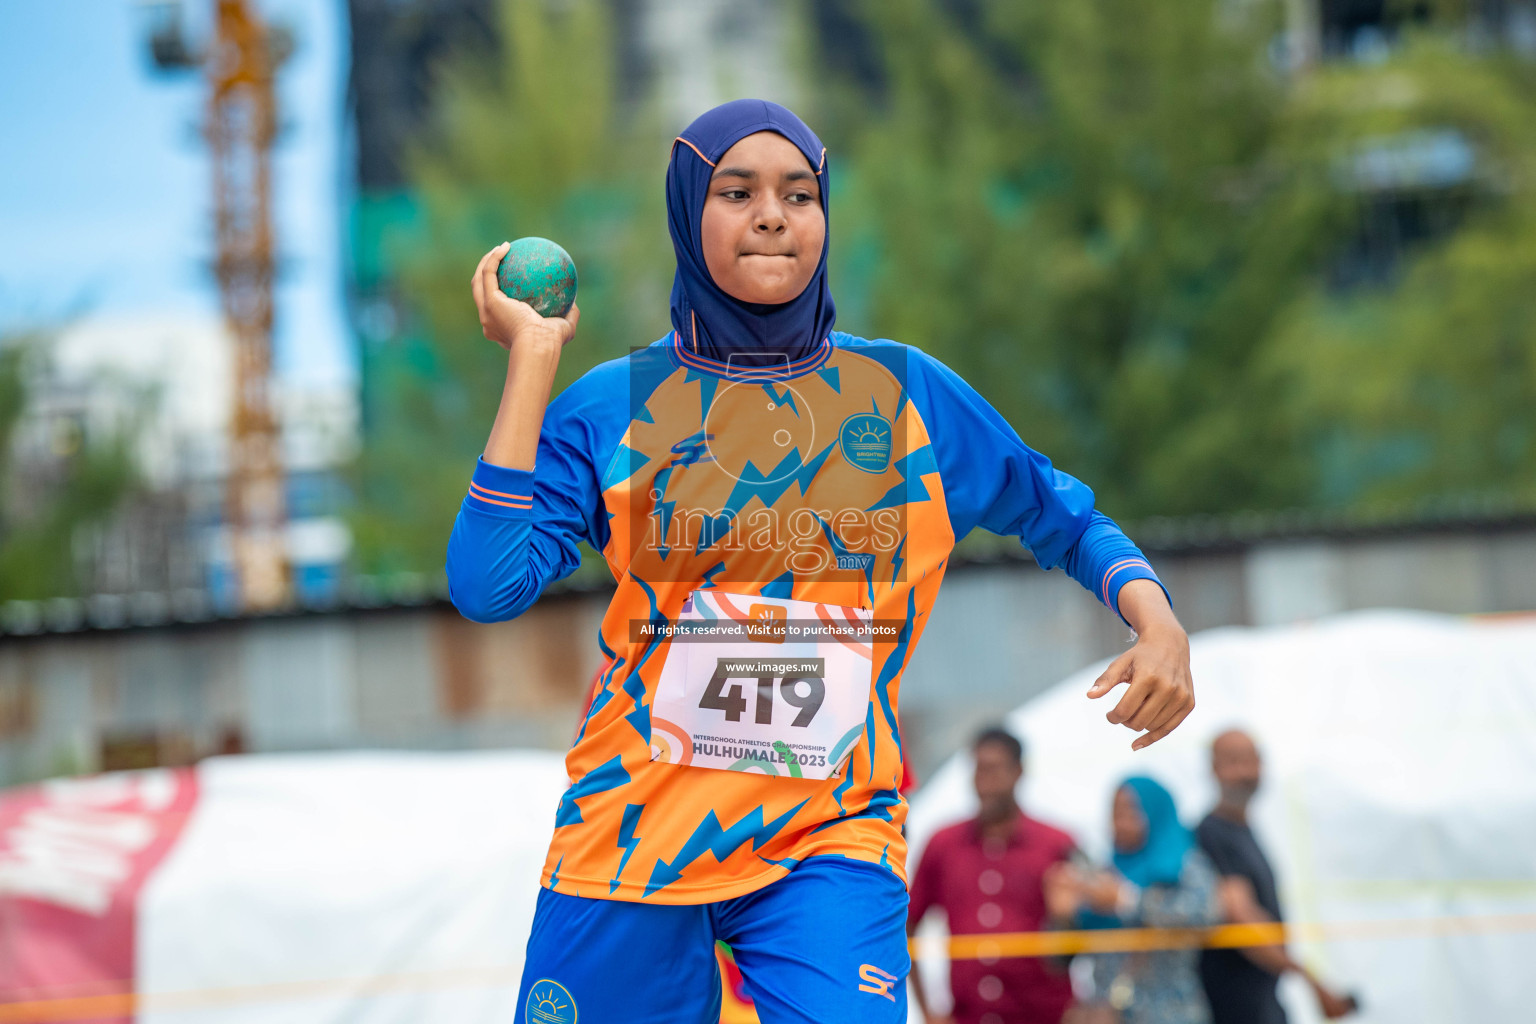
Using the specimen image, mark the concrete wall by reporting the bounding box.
[0,596,608,786]
[4,524,1535,787]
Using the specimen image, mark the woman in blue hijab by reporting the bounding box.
[1115,777,1199,888]
[1046,777,1221,1024]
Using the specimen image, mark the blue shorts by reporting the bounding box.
[515,857,910,1024]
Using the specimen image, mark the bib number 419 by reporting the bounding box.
[699,660,826,728]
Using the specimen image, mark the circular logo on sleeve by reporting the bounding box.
[527,979,577,1024]
[838,413,892,473]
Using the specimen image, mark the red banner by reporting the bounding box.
[0,769,198,1022]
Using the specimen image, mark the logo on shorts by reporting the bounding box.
[858,963,900,1002]
[839,413,892,473]
[527,979,577,1024]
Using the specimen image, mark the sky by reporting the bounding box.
[0,0,355,390]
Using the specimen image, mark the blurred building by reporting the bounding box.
[1288,0,1536,290]
[346,0,499,196]
[345,0,793,189]
[1311,0,1536,60]
[10,313,356,604]
[344,0,801,435]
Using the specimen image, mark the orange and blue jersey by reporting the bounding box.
[447,331,1165,905]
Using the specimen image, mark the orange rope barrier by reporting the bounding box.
[3,913,1535,1023]
[921,911,1536,961]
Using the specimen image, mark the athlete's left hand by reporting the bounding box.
[1088,580,1194,750]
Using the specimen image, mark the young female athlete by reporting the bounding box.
[448,99,1195,1024]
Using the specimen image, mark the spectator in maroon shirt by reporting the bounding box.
[908,726,1077,1024]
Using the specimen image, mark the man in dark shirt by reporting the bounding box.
[1197,729,1354,1023]
[908,727,1075,1024]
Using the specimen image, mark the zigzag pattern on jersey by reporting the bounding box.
[540,343,954,903]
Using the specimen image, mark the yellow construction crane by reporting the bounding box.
[142,0,290,611]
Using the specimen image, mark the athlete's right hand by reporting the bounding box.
[471,242,580,353]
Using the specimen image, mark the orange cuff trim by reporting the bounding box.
[468,490,532,511]
[1101,558,1153,608]
[470,481,533,502]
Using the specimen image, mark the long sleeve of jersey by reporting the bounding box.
[903,346,1168,625]
[445,362,622,623]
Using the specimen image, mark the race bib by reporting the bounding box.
[649,591,875,780]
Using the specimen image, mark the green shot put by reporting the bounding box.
[496,237,578,318]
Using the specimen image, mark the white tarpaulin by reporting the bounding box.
[905,610,1536,1024]
[137,750,570,1023]
[0,750,569,1022]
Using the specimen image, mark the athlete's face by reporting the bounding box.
[700,131,825,305]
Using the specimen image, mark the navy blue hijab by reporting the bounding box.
[667,99,835,372]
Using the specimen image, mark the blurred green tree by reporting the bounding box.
[0,337,138,601]
[826,0,1536,522]
[1263,36,1536,508]
[826,0,1347,521]
[351,0,670,576]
